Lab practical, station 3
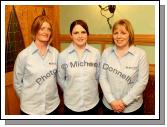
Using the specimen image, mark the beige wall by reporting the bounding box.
[60,5,155,64]
[60,5,154,34]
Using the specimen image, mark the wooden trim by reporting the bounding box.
[60,34,155,46]
[32,5,55,8]
[52,6,60,51]
[134,35,154,46]
[60,34,71,42]
[5,72,13,87]
[149,64,155,76]
[5,89,9,114]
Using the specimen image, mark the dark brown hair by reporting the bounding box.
[70,19,89,35]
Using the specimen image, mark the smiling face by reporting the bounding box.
[112,19,134,47]
[70,24,88,48]
[35,22,52,44]
[35,22,51,42]
[31,15,53,44]
[113,24,130,49]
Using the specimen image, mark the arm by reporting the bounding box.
[57,54,66,90]
[95,52,101,82]
[13,54,24,98]
[122,52,149,106]
[99,51,115,104]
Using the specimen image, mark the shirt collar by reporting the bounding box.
[111,45,136,55]
[30,41,51,55]
[68,42,91,54]
[128,45,136,55]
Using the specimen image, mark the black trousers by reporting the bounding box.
[64,101,101,115]
[103,104,144,115]
[20,105,61,115]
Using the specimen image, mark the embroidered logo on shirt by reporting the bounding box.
[126,66,137,70]
[49,62,57,65]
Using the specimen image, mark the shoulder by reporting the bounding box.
[16,44,32,60]
[58,46,70,60]
[60,46,69,55]
[102,47,112,56]
[49,45,59,55]
[88,45,100,55]
[131,46,147,56]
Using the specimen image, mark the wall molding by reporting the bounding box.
[60,34,155,46]
[149,64,155,76]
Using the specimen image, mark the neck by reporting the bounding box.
[35,40,48,49]
[73,43,86,59]
[35,40,48,56]
[116,44,129,51]
[73,43,86,51]
[116,45,130,58]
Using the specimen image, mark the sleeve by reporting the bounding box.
[95,52,101,82]
[57,54,66,90]
[122,51,149,106]
[13,54,25,98]
[99,50,115,103]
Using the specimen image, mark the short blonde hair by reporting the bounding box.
[31,15,53,44]
[112,19,134,46]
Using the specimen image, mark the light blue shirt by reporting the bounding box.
[100,45,149,113]
[58,43,100,112]
[13,41,60,115]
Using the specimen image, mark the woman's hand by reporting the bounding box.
[110,100,125,113]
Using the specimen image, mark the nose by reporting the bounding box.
[46,29,51,34]
[42,28,51,34]
[78,33,83,38]
[117,33,121,38]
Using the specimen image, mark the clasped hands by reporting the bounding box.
[110,100,125,113]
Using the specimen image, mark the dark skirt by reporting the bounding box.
[64,101,101,115]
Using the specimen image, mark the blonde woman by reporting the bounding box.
[100,19,149,115]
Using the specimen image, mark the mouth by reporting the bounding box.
[41,34,48,36]
[116,40,124,43]
[77,39,84,42]
[41,35,49,39]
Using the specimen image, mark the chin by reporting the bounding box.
[41,39,49,41]
[77,42,85,46]
[116,43,123,46]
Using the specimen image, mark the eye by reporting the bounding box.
[81,31,87,34]
[40,27,45,31]
[40,27,52,32]
[73,32,79,34]
[121,31,127,35]
[113,32,118,34]
[47,28,52,32]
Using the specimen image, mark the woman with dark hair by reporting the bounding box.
[100,19,149,115]
[14,15,60,115]
[58,19,101,115]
